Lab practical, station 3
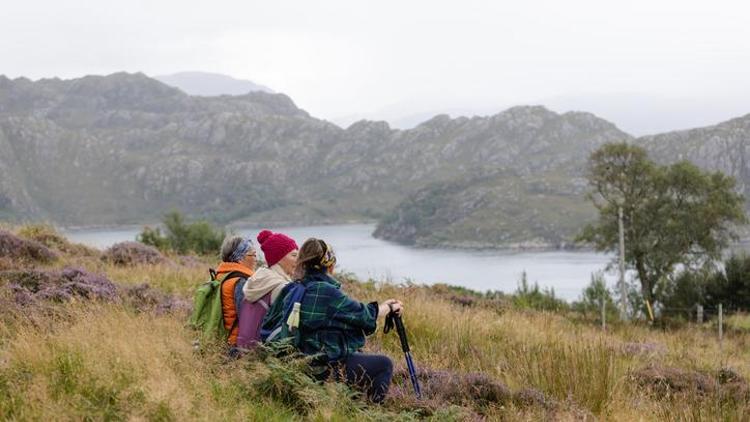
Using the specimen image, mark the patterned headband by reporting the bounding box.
[229,238,253,263]
[319,239,337,268]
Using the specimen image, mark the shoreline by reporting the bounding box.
[59,220,600,253]
[55,221,750,254]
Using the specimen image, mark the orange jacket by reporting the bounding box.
[216,262,254,345]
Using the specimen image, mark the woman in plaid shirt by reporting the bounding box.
[295,238,403,403]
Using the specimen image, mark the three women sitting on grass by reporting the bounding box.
[220,231,403,403]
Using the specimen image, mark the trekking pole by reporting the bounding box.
[385,313,422,398]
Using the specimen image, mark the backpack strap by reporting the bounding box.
[220,271,250,283]
[259,297,270,311]
[266,325,283,342]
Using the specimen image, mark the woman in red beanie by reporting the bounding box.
[237,230,299,349]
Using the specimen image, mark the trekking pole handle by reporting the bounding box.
[393,314,410,353]
[383,309,411,352]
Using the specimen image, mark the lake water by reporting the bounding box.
[64,224,615,301]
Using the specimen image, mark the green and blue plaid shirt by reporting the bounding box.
[298,271,379,362]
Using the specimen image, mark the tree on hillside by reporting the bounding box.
[578,142,746,307]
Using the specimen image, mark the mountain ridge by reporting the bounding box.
[1,72,747,248]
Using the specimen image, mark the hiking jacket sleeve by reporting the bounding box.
[326,287,379,336]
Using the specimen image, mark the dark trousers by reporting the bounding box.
[316,353,394,403]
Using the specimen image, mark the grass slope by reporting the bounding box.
[1,226,750,420]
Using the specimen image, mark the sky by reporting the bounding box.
[2,0,750,134]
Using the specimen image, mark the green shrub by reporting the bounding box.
[705,253,750,311]
[513,272,568,312]
[658,270,708,320]
[572,272,618,320]
[138,211,225,255]
[137,226,170,252]
[657,254,750,319]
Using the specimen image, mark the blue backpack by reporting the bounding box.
[259,282,307,346]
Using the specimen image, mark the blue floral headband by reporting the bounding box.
[229,238,253,262]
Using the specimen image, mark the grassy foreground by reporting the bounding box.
[2,226,750,421]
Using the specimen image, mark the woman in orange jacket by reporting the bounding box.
[215,236,257,346]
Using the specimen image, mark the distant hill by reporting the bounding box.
[153,71,274,96]
[541,93,750,136]
[335,94,750,137]
[369,109,630,248]
[1,72,748,248]
[0,72,311,225]
[639,113,750,193]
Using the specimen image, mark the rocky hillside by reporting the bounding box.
[374,113,750,248]
[638,113,750,199]
[370,109,631,248]
[0,73,340,225]
[2,73,747,248]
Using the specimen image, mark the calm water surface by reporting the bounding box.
[64,224,615,301]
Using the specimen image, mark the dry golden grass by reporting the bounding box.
[0,304,358,421]
[351,282,750,420]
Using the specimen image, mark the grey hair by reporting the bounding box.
[220,235,245,262]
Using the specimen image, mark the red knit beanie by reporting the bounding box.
[257,230,298,267]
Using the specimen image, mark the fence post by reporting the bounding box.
[718,303,724,365]
[601,298,606,331]
[618,206,627,321]
[697,304,703,325]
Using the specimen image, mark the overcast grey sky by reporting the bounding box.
[2,0,749,133]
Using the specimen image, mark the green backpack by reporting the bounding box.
[189,269,246,341]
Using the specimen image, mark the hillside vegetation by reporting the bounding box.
[1,226,749,421]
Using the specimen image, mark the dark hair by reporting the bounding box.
[295,238,336,277]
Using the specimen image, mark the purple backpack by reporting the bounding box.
[236,292,272,349]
